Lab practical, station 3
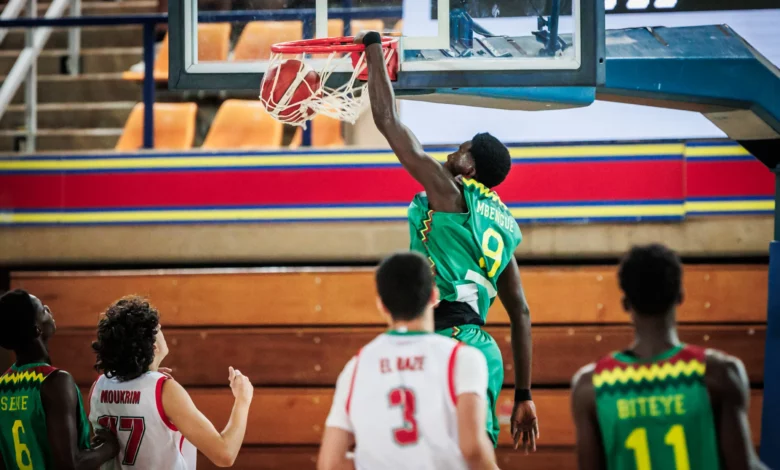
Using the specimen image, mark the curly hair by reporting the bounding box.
[470,132,511,188]
[618,244,683,316]
[93,296,160,382]
[0,290,38,351]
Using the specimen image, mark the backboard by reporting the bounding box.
[168,0,604,93]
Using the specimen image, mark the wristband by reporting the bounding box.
[362,31,382,47]
[515,388,532,403]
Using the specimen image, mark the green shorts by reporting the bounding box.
[436,324,503,447]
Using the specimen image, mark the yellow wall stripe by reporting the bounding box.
[684,145,751,158]
[0,143,701,172]
[1,199,769,225]
[685,200,774,212]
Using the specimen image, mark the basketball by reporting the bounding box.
[260,59,322,121]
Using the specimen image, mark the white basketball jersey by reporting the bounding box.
[327,331,486,470]
[89,371,197,470]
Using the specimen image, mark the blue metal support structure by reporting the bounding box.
[141,22,155,149]
[762,169,780,469]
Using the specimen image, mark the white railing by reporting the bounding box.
[0,0,81,152]
[0,0,27,45]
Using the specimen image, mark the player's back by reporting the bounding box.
[347,331,471,470]
[408,178,521,326]
[90,371,196,470]
[593,344,720,470]
[0,363,90,469]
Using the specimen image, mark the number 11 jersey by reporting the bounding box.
[89,371,196,470]
[408,177,522,326]
[593,344,720,470]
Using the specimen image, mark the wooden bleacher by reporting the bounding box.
[10,264,767,469]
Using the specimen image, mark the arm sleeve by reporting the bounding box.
[325,356,357,432]
[454,345,489,399]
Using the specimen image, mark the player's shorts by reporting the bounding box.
[435,324,503,447]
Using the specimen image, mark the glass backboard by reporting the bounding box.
[168,0,604,91]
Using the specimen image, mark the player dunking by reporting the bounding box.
[89,296,253,469]
[0,289,120,469]
[571,244,767,470]
[355,31,538,450]
[319,252,498,470]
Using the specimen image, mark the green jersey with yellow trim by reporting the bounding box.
[0,363,91,470]
[408,177,522,323]
[593,344,720,470]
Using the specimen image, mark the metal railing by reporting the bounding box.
[0,6,402,151]
[0,0,80,151]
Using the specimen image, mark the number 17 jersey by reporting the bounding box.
[408,178,522,324]
[89,371,196,470]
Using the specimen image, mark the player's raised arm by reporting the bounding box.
[570,365,606,470]
[357,31,462,213]
[318,356,357,470]
[705,351,768,470]
[162,367,253,467]
[41,370,120,470]
[496,256,538,452]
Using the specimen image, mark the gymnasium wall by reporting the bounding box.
[0,140,774,264]
[6,264,767,469]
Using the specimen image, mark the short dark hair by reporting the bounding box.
[375,252,434,321]
[470,132,511,188]
[0,290,38,351]
[93,296,160,382]
[618,244,683,316]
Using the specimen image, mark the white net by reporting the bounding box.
[259,43,397,128]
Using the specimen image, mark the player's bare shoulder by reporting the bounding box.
[704,348,750,405]
[571,362,597,406]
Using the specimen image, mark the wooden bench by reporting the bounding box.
[81,388,762,447]
[52,325,765,387]
[12,265,768,327]
[15,265,766,469]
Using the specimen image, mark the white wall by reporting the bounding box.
[398,4,780,144]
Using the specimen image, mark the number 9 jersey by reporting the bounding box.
[408,177,522,324]
[89,371,197,469]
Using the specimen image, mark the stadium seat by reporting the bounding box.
[233,21,303,61]
[328,19,346,37]
[122,24,231,82]
[325,19,385,37]
[115,103,198,151]
[350,19,385,35]
[391,20,403,36]
[201,100,285,150]
[290,114,345,149]
[315,20,382,58]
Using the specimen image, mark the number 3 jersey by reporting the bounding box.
[408,178,522,328]
[0,363,91,469]
[593,344,720,470]
[89,371,197,470]
[325,330,488,470]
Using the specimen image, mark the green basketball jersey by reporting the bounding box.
[408,177,522,323]
[593,344,720,470]
[0,363,91,469]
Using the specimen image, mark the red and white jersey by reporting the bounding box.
[325,330,488,470]
[89,371,197,470]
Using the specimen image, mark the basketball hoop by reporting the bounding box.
[260,36,399,128]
